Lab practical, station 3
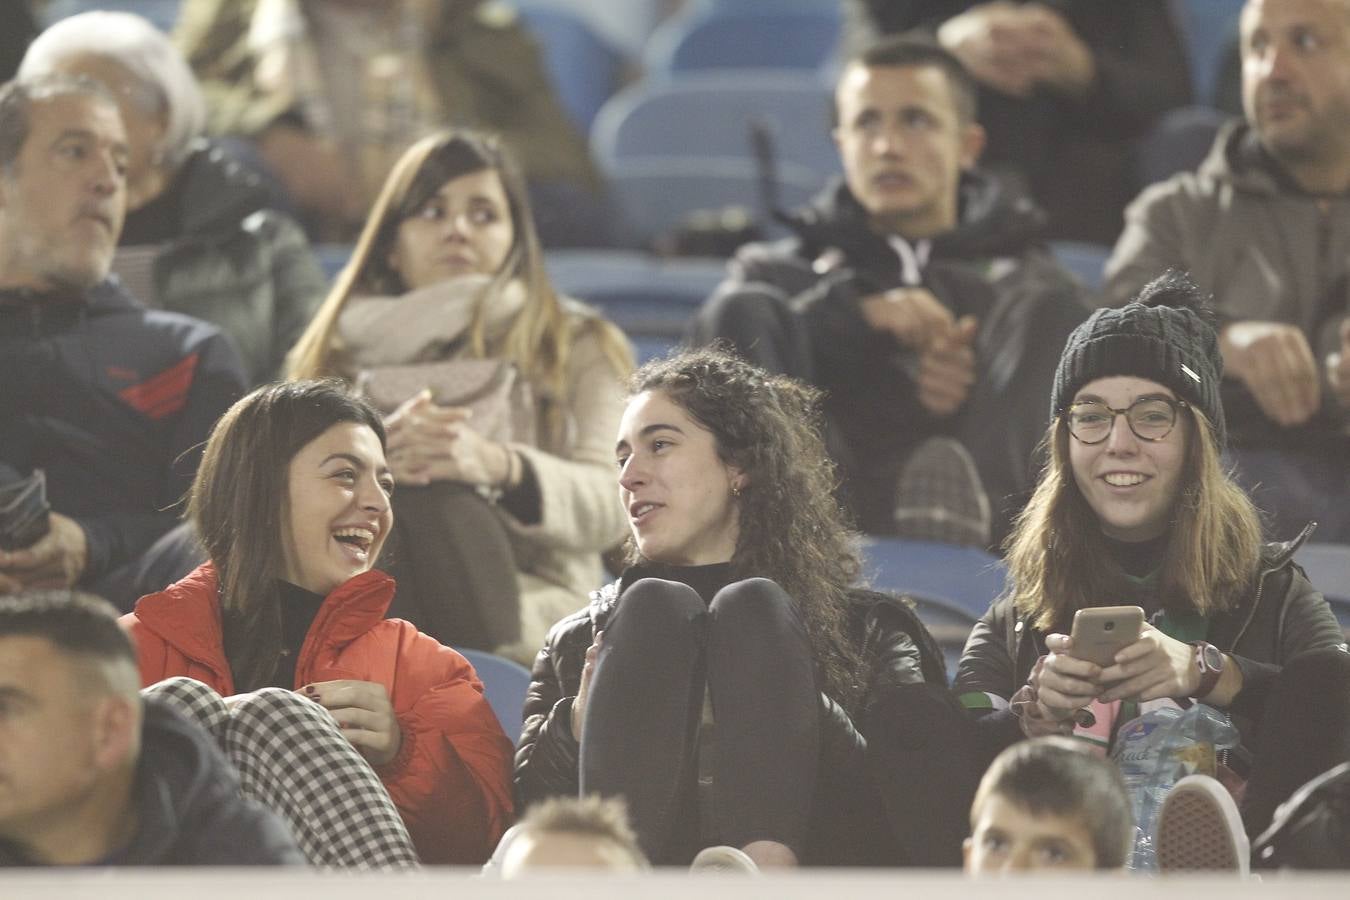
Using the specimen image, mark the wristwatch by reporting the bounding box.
[1190,641,1224,699]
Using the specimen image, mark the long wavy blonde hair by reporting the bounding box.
[286,129,631,441]
[1004,405,1264,633]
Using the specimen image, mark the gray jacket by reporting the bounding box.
[120,141,325,384]
[1104,122,1350,429]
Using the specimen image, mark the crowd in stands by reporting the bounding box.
[1,0,1348,879]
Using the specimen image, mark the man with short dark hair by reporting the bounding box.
[694,37,1087,543]
[1104,0,1350,542]
[0,74,245,607]
[0,590,302,865]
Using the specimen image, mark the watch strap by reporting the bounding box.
[1190,641,1223,699]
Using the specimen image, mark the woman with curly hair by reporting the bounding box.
[514,347,974,868]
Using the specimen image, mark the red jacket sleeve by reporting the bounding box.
[376,623,515,863]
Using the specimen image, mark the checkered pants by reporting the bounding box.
[143,677,419,868]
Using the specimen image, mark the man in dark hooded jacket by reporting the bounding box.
[693,37,1087,543]
[0,590,302,866]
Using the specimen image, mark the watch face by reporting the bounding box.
[1202,644,1223,671]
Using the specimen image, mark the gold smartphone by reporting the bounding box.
[1069,605,1144,668]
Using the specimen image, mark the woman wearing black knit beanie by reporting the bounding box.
[954,271,1350,871]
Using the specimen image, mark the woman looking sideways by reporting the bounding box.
[956,272,1350,843]
[123,380,514,863]
[287,129,632,663]
[515,348,977,868]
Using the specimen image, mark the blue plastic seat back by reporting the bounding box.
[513,1,626,132]
[1171,0,1246,105]
[860,538,1009,682]
[606,155,821,249]
[645,7,842,77]
[591,73,840,183]
[455,647,532,740]
[1294,542,1350,639]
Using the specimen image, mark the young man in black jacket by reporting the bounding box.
[0,74,246,609]
[693,37,1087,544]
[0,590,303,866]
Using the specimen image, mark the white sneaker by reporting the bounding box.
[1156,774,1250,874]
[689,845,760,875]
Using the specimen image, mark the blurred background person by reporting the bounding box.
[174,0,605,246]
[845,0,1192,245]
[20,10,326,386]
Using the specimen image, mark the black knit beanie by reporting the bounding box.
[1051,272,1226,448]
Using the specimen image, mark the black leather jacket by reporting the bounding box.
[955,526,1349,760]
[514,577,945,809]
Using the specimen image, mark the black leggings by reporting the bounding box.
[578,577,819,864]
[575,577,981,867]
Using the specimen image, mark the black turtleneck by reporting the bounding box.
[620,560,736,606]
[274,581,326,688]
[1102,532,1169,579]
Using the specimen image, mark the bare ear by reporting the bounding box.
[962,835,974,871]
[959,122,986,171]
[90,694,140,772]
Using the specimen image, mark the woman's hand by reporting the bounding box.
[569,629,603,739]
[384,392,512,487]
[303,679,403,766]
[1036,633,1102,718]
[1096,623,1198,703]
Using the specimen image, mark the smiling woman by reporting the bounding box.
[120,380,514,864]
[955,271,1350,851]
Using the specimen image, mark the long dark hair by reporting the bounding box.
[626,347,866,713]
[187,379,387,691]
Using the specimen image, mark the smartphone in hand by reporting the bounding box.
[1069,605,1144,668]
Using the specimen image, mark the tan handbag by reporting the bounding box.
[356,359,536,446]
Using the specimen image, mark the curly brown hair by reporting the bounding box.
[625,346,866,712]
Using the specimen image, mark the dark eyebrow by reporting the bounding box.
[0,685,32,702]
[614,423,685,454]
[319,452,392,478]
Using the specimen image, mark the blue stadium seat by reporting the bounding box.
[605,156,821,250]
[1049,240,1112,291]
[591,73,840,183]
[1294,542,1350,638]
[1137,105,1232,188]
[545,248,725,346]
[455,647,532,740]
[859,537,1009,680]
[644,5,842,78]
[1172,0,1245,105]
[42,0,182,31]
[512,1,626,132]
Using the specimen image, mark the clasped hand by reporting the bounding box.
[859,287,978,416]
[1034,624,1199,721]
[385,390,512,487]
[302,679,402,767]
